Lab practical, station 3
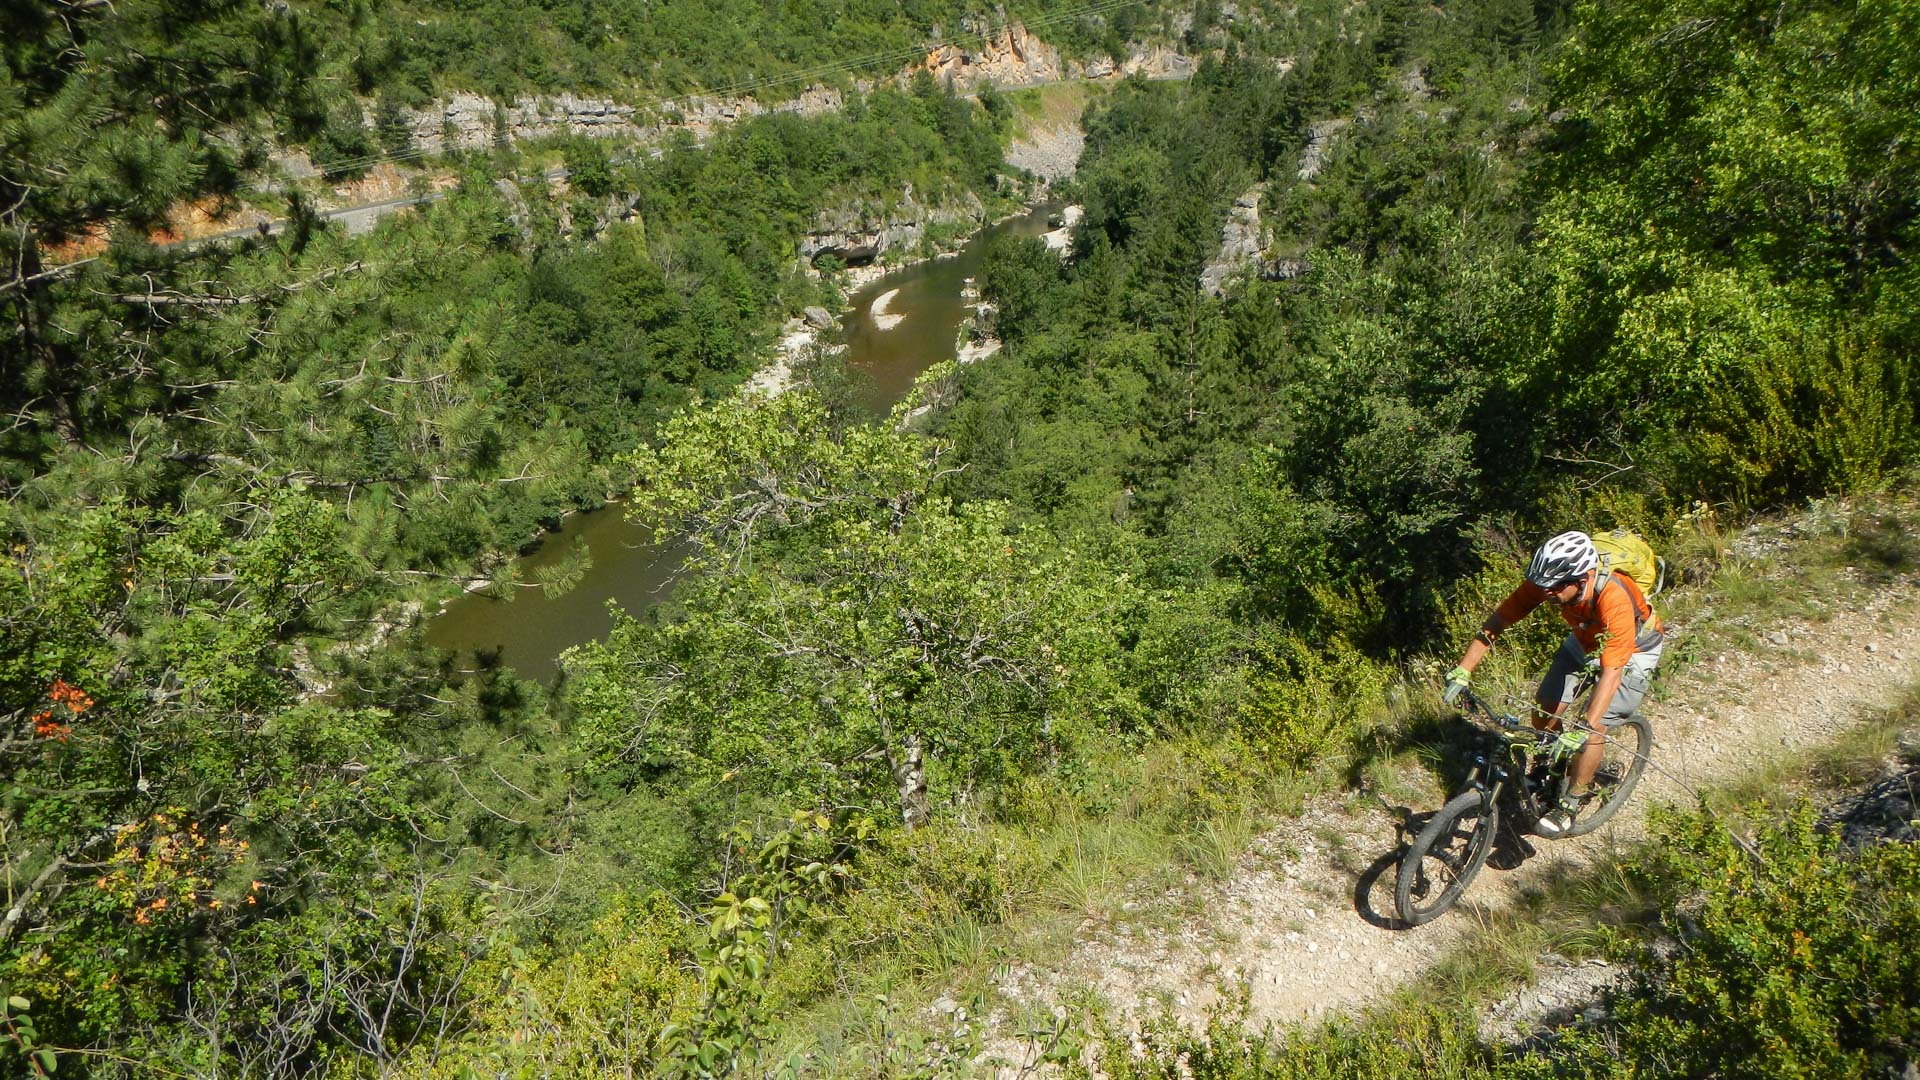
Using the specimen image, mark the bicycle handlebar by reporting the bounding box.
[1455,688,1560,749]
[1454,687,1512,727]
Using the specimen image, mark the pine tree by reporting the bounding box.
[0,0,322,454]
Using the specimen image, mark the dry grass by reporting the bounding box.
[1007,81,1097,133]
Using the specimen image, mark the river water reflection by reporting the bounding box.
[425,205,1058,680]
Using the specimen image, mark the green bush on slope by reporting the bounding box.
[1089,803,1920,1080]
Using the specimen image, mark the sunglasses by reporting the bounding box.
[1543,578,1582,601]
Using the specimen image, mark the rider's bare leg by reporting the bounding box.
[1535,697,1601,795]
[1568,729,1605,791]
[1531,697,1568,729]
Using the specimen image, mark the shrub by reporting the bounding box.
[1237,631,1389,768]
[387,892,699,1079]
[1533,803,1920,1080]
[1092,996,1491,1080]
[1692,326,1916,504]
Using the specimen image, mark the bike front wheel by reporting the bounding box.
[1396,790,1499,926]
[1562,715,1652,838]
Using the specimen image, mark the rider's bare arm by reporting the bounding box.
[1460,583,1542,674]
[1458,618,1504,673]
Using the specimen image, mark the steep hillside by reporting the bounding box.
[3,0,1914,1073]
[981,517,1920,1055]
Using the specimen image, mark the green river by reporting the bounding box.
[425,205,1059,680]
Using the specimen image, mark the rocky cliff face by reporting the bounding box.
[389,87,850,155]
[801,188,988,265]
[381,23,1194,155]
[1200,185,1267,296]
[913,23,1194,91]
[1199,184,1310,297]
[1296,118,1350,181]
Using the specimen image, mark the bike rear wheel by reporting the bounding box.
[1396,790,1499,926]
[1562,715,1652,838]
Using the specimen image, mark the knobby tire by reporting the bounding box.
[1396,789,1498,926]
[1561,715,1652,838]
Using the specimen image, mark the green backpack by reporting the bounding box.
[1591,528,1666,597]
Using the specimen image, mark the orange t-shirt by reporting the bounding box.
[1491,574,1662,669]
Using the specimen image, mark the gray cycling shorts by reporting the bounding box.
[1537,633,1663,725]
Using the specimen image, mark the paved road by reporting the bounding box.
[204,167,569,242]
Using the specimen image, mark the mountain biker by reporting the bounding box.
[1442,531,1664,838]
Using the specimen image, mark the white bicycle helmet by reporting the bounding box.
[1526,531,1598,588]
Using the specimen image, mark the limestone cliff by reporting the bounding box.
[913,23,1193,92]
[1199,184,1309,297]
[376,23,1194,156]
[800,188,988,266]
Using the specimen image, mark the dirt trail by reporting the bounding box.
[983,570,1920,1056]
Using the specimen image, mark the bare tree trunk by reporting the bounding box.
[891,731,929,832]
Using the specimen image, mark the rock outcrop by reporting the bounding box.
[1199,186,1311,297]
[379,24,1195,157]
[1296,118,1349,181]
[1039,204,1082,255]
[801,189,987,266]
[915,23,1193,92]
[919,22,1067,89]
[388,89,852,155]
[1200,186,1266,296]
[396,93,630,154]
[1823,734,1920,847]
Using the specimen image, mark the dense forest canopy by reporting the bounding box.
[2,0,1916,1073]
[329,0,1182,102]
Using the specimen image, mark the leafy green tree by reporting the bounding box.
[565,138,617,198]
[1532,0,1920,499]
[0,492,458,1056]
[567,382,1136,829]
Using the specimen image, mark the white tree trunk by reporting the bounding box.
[891,731,929,831]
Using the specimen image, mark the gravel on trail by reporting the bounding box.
[975,566,1920,1070]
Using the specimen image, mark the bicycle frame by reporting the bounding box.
[1456,688,1566,826]
[1399,683,1654,925]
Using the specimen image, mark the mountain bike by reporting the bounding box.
[1394,685,1653,926]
